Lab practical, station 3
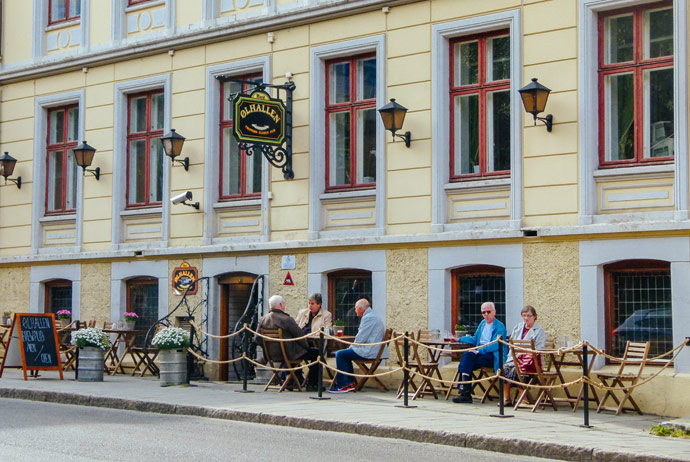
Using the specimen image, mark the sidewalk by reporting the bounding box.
[0,369,687,462]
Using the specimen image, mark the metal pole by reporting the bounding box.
[75,319,79,380]
[310,330,330,400]
[235,327,254,393]
[186,317,194,384]
[491,336,512,418]
[395,332,416,409]
[581,343,592,428]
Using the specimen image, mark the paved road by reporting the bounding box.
[0,398,546,461]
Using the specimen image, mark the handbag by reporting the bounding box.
[516,353,537,373]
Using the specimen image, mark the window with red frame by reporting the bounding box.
[45,279,72,315]
[127,90,164,208]
[599,2,674,166]
[219,74,263,199]
[451,266,506,335]
[450,31,511,180]
[604,260,672,358]
[49,0,81,25]
[46,105,79,214]
[325,54,377,190]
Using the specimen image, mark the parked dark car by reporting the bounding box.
[612,308,673,356]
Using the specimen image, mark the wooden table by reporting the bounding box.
[547,347,600,410]
[104,329,144,375]
[418,339,473,399]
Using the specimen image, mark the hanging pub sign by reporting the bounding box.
[172,262,198,296]
[233,90,286,146]
[217,75,295,180]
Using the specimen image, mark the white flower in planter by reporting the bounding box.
[72,327,111,351]
[151,327,190,350]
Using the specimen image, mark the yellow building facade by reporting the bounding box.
[0,0,689,416]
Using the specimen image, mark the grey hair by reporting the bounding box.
[268,295,285,309]
[308,293,322,305]
[481,301,496,311]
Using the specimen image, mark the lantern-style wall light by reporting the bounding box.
[72,141,100,180]
[160,129,188,171]
[0,152,21,189]
[378,98,411,148]
[518,78,553,132]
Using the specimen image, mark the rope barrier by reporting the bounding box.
[187,348,246,364]
[321,331,404,347]
[321,362,404,379]
[405,336,500,354]
[189,321,247,340]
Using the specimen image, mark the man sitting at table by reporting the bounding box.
[255,295,320,391]
[329,298,387,393]
[295,293,332,335]
[452,301,507,404]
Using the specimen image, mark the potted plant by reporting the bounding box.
[72,327,110,382]
[56,310,72,328]
[455,323,469,339]
[123,312,139,330]
[333,320,345,337]
[151,326,190,387]
[2,311,11,325]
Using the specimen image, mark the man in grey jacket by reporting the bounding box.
[329,298,387,393]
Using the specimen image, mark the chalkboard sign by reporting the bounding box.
[0,313,63,380]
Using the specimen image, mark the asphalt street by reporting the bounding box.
[0,398,547,461]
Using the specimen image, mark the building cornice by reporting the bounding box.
[0,0,417,85]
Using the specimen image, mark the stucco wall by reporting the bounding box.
[268,254,307,317]
[80,262,111,324]
[386,248,428,334]
[523,241,580,341]
[0,266,30,315]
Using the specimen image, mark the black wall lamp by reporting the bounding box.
[378,98,411,148]
[518,78,553,132]
[0,152,21,189]
[161,129,188,171]
[72,141,100,180]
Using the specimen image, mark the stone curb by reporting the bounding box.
[0,387,679,462]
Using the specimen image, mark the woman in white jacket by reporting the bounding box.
[501,305,546,406]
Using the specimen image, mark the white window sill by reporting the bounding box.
[320,189,376,201]
[213,198,262,210]
[120,207,162,217]
[126,0,165,13]
[593,164,674,180]
[444,177,511,191]
[45,19,80,32]
[39,214,76,223]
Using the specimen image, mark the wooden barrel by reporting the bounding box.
[159,349,187,386]
[78,346,104,382]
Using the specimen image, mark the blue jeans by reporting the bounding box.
[335,347,367,387]
[457,351,494,391]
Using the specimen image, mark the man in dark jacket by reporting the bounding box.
[255,295,320,391]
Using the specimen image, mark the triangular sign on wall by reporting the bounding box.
[283,272,294,286]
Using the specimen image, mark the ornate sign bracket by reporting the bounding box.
[216,76,296,180]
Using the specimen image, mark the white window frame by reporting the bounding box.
[31,90,86,254]
[307,250,387,325]
[580,237,690,372]
[203,57,271,245]
[110,260,169,322]
[309,35,386,239]
[29,264,81,318]
[32,0,90,59]
[579,0,688,224]
[431,10,522,232]
[428,244,523,336]
[112,74,172,250]
[112,0,175,44]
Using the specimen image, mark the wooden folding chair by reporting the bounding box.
[0,326,9,361]
[259,328,305,392]
[130,324,164,377]
[87,320,96,328]
[353,328,392,392]
[596,341,650,415]
[512,339,559,412]
[409,331,442,399]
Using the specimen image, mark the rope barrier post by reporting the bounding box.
[235,325,254,394]
[491,336,512,419]
[395,332,416,409]
[580,343,593,428]
[310,330,330,401]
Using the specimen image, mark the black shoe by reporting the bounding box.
[452,394,473,404]
[306,384,319,392]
